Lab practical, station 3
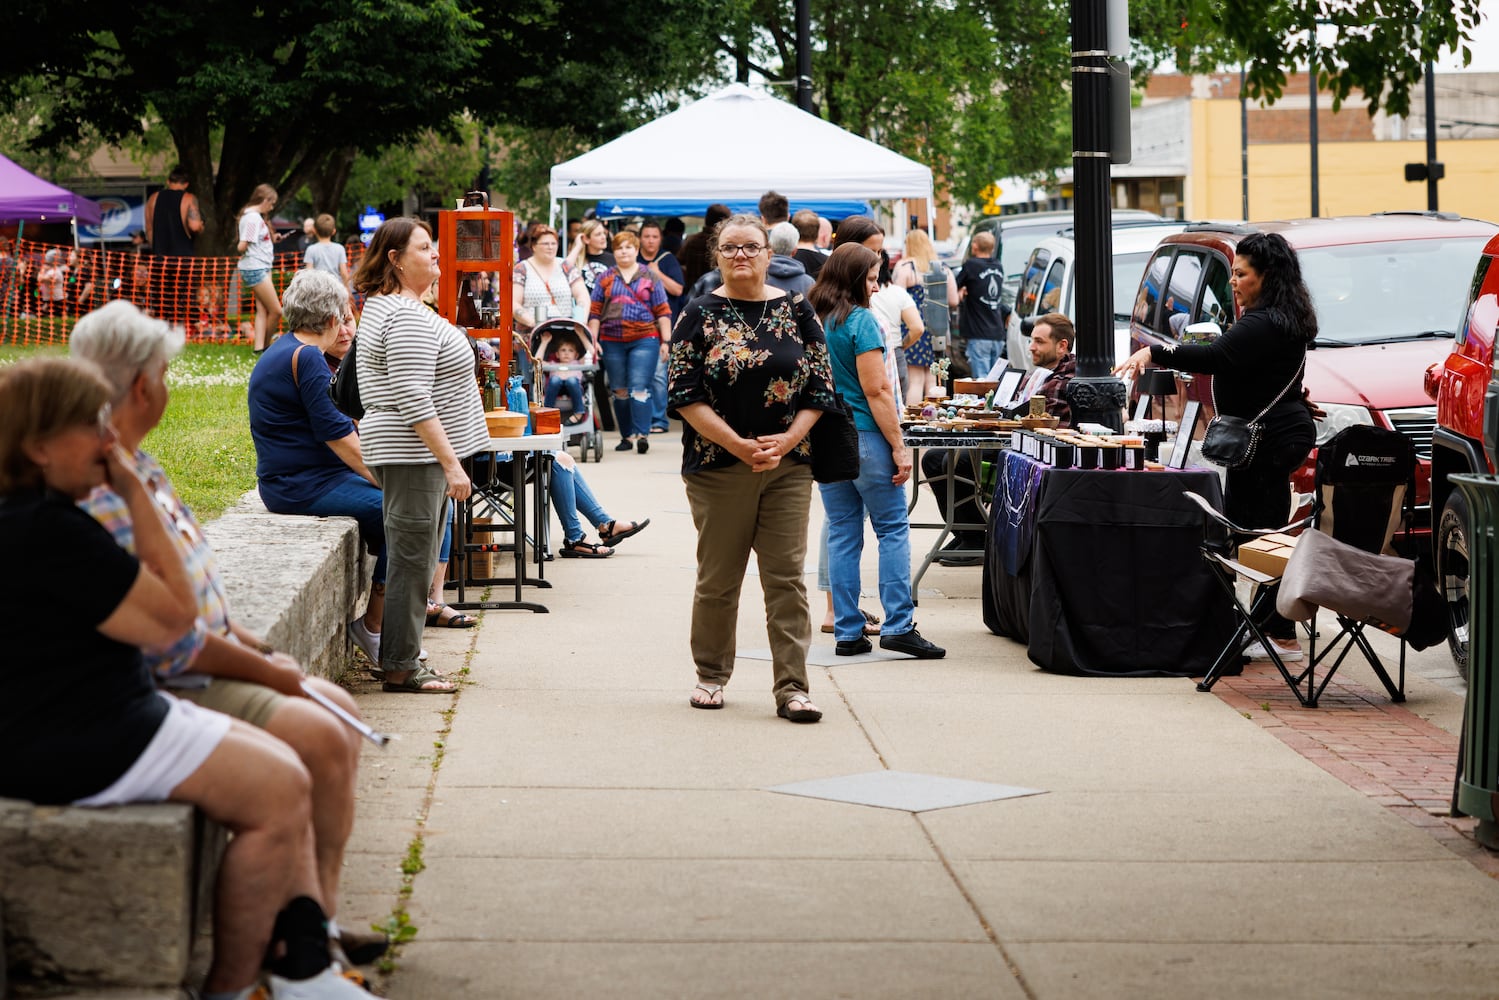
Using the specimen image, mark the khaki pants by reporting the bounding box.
[370,462,448,672]
[683,461,813,707]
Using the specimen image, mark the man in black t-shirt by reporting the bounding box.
[955,230,1010,378]
[790,209,825,279]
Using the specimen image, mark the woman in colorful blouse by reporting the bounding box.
[666,214,841,723]
[588,230,673,453]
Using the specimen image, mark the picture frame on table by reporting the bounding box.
[1168,401,1202,469]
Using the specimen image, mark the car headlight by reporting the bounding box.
[1313,403,1375,446]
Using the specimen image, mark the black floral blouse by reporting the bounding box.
[667,292,840,474]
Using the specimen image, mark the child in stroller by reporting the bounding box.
[544,333,590,426]
[533,319,605,461]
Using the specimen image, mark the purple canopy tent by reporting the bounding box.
[0,153,104,250]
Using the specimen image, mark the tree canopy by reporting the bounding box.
[0,0,1484,233]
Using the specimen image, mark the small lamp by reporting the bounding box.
[1136,368,1178,460]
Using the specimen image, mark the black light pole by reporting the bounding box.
[1062,0,1127,431]
[1309,30,1320,216]
[1425,56,1440,209]
[795,0,813,112]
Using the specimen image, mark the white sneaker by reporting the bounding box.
[348,620,427,666]
[347,619,379,665]
[1242,640,1304,662]
[269,966,370,999]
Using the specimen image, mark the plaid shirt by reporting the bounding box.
[79,450,219,682]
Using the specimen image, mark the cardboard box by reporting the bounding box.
[1237,532,1299,577]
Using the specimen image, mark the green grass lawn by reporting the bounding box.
[0,344,259,522]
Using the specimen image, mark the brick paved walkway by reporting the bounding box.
[1212,663,1499,878]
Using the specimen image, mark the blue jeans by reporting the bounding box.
[544,375,586,420]
[551,458,611,544]
[650,360,670,431]
[818,430,915,640]
[301,474,388,584]
[965,338,1004,379]
[601,337,659,439]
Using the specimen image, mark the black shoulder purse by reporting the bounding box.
[1200,357,1304,469]
[809,393,860,483]
[328,335,364,419]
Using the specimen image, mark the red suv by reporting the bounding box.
[1129,212,1499,560]
[1425,231,1499,680]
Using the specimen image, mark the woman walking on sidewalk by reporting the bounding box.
[667,214,841,722]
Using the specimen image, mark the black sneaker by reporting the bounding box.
[637,436,649,454]
[614,439,633,452]
[835,636,872,656]
[880,629,946,659]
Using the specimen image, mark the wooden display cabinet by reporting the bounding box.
[436,204,515,375]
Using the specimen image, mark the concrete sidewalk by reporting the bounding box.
[339,434,1499,999]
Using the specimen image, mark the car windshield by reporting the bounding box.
[1298,237,1490,346]
[1000,224,1066,276]
[1113,251,1150,321]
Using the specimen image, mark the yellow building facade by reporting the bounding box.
[1187,98,1499,223]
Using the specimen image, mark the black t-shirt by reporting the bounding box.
[793,248,825,278]
[956,257,1008,341]
[580,250,617,295]
[0,490,166,804]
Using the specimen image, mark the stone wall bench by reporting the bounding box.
[1,491,371,996]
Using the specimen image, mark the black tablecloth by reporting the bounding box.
[982,451,1235,676]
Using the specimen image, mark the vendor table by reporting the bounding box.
[448,432,564,614]
[981,450,1235,675]
[904,430,1010,590]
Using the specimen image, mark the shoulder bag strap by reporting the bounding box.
[290,342,309,388]
[1251,354,1306,423]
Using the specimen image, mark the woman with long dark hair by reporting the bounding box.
[810,243,946,660]
[1118,230,1318,660]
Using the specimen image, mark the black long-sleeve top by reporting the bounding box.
[1150,307,1307,421]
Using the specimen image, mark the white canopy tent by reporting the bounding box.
[549,83,935,238]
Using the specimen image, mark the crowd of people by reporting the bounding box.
[2,189,1319,995]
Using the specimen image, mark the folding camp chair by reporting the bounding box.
[1182,491,1318,704]
[1281,425,1418,705]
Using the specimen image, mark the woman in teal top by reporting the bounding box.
[809,244,946,660]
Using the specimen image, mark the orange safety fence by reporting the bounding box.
[0,238,368,346]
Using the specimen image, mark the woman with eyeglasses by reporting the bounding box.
[512,225,589,340]
[667,213,841,722]
[587,230,673,453]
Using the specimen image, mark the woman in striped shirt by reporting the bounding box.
[351,218,488,693]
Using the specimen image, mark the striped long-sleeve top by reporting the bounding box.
[354,294,489,466]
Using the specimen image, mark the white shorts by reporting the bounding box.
[73,692,232,807]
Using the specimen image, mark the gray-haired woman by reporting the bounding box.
[248,269,392,669]
[71,300,388,966]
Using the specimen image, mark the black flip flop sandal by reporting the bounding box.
[777,693,822,723]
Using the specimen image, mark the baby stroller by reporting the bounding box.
[531,318,604,462]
